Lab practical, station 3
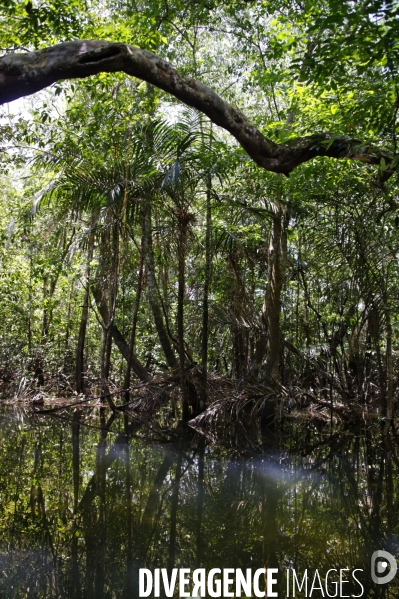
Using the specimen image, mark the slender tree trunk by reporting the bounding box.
[136,453,176,556]
[257,468,281,595]
[266,211,283,382]
[385,301,393,426]
[229,254,248,379]
[42,228,76,344]
[262,197,289,428]
[167,453,183,572]
[102,327,113,379]
[143,199,177,368]
[42,276,49,342]
[100,327,112,405]
[124,429,133,599]
[28,241,33,353]
[91,285,150,381]
[200,176,212,410]
[80,413,116,598]
[64,278,75,353]
[94,420,107,599]
[251,303,268,380]
[196,437,205,567]
[124,233,145,403]
[385,444,393,532]
[76,230,94,393]
[177,216,190,419]
[98,221,119,410]
[368,306,386,407]
[71,410,81,599]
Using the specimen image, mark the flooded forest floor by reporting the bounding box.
[1,366,399,598]
[0,401,398,598]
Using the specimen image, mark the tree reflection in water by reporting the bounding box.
[0,407,398,598]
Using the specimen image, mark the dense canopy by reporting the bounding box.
[1,0,399,430]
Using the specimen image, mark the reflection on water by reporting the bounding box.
[0,407,398,598]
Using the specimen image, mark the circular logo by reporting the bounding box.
[371,551,397,585]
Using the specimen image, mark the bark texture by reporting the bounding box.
[0,40,393,176]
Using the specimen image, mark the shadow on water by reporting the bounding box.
[0,406,398,598]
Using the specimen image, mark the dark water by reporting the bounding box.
[0,407,398,598]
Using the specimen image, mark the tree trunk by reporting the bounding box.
[124,233,145,402]
[143,199,177,368]
[167,453,183,572]
[177,216,189,419]
[42,276,49,342]
[200,177,212,410]
[71,409,81,599]
[76,230,94,393]
[257,467,281,595]
[100,326,114,408]
[262,197,289,428]
[96,221,119,410]
[385,302,393,425]
[94,416,107,599]
[124,432,134,599]
[196,437,205,567]
[64,278,75,354]
[42,228,76,345]
[229,254,248,379]
[250,302,268,381]
[91,284,150,381]
[266,211,283,382]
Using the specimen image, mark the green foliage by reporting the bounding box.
[1,0,399,415]
[0,0,91,47]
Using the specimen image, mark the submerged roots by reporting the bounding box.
[3,364,388,450]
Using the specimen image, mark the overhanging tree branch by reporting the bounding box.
[0,40,394,176]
